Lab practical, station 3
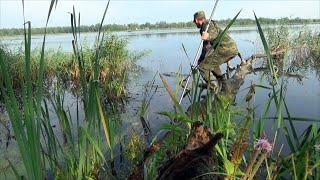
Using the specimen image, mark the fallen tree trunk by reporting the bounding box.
[216,50,302,101]
[157,122,223,180]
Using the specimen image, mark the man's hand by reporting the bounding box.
[201,32,209,40]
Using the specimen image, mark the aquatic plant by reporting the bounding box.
[255,137,273,153]
[265,24,290,54]
[0,37,144,103]
[0,0,127,178]
[0,0,58,179]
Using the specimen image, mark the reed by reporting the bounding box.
[0,0,58,179]
[0,0,125,178]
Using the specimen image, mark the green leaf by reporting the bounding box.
[224,159,235,176]
[254,12,278,84]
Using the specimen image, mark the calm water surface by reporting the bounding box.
[123,26,320,151]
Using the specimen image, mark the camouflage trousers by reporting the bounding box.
[198,44,238,83]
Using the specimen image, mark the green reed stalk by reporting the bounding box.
[0,0,57,179]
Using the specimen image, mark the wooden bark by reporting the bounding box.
[157,122,223,180]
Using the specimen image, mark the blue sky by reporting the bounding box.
[0,0,319,28]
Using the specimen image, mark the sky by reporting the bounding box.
[0,0,319,28]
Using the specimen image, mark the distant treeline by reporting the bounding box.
[1,17,319,36]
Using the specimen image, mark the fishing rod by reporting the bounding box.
[178,0,220,104]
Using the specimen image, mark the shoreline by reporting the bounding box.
[1,23,319,40]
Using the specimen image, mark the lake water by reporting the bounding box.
[122,25,320,153]
[1,24,320,159]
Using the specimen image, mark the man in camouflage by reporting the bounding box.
[193,11,241,84]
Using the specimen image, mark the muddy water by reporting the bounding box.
[0,24,320,173]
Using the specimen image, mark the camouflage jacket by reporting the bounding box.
[198,20,237,62]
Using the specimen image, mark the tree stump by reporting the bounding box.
[157,122,223,180]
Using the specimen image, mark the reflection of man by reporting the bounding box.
[194,11,241,84]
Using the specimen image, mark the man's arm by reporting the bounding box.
[201,21,220,41]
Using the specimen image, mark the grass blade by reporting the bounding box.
[254,12,278,83]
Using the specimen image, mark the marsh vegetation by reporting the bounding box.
[0,1,319,179]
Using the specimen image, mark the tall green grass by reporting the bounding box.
[0,0,128,178]
[0,0,58,179]
[0,36,144,103]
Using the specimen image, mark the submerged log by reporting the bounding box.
[157,122,223,180]
[212,50,302,102]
